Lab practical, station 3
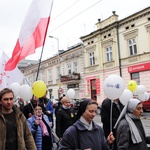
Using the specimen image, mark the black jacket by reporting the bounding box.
[55,102,62,116]
[56,106,76,138]
[101,98,124,138]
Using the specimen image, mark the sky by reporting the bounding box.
[0,0,150,61]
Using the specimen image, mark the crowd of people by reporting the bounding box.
[0,87,150,150]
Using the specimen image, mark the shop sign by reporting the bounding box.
[96,78,100,94]
[128,62,150,73]
[67,84,79,88]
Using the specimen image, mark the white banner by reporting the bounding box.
[0,50,25,90]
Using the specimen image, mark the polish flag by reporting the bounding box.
[5,0,54,71]
[0,50,25,90]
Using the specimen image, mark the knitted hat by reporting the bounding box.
[76,98,93,120]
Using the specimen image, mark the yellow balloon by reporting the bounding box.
[127,80,137,92]
[32,80,47,98]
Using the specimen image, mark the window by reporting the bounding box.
[67,62,71,74]
[73,61,77,73]
[41,71,45,82]
[48,69,52,81]
[89,52,95,66]
[57,66,60,79]
[106,46,112,62]
[131,72,140,85]
[128,38,137,55]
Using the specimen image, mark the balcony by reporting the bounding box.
[60,72,80,83]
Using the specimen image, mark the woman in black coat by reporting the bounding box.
[56,96,76,139]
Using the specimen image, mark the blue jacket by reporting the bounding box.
[39,98,54,123]
[27,114,53,150]
[59,120,111,150]
[46,101,54,122]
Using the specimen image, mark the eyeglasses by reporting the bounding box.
[3,97,14,101]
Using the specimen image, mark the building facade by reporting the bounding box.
[22,6,150,103]
[81,7,150,103]
[23,43,85,99]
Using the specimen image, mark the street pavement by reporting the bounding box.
[94,112,150,136]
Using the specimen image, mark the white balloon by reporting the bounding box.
[138,92,149,101]
[136,85,146,94]
[103,74,125,100]
[119,89,133,105]
[144,92,149,101]
[18,85,32,102]
[133,89,138,97]
[138,93,145,101]
[9,83,20,98]
[67,89,75,99]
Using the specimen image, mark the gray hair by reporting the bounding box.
[61,96,71,104]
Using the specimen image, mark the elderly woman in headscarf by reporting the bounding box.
[58,98,115,150]
[114,98,150,150]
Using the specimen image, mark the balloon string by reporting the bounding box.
[30,102,34,112]
[110,100,113,132]
[30,98,39,116]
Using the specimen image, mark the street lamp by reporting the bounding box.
[49,35,60,77]
[49,36,61,98]
[49,36,59,55]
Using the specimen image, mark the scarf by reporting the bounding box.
[80,116,93,130]
[38,116,49,136]
[114,98,141,129]
[125,113,144,144]
[62,105,71,109]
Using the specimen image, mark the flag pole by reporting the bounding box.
[35,17,50,81]
[35,1,54,81]
[35,0,54,81]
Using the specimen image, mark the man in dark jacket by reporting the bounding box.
[23,98,39,119]
[101,98,124,150]
[55,96,63,116]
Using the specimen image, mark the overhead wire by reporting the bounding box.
[49,0,103,33]
[45,0,103,58]
[51,0,80,21]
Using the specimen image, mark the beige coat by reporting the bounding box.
[0,106,36,150]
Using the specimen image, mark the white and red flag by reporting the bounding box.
[5,0,54,71]
[0,50,25,90]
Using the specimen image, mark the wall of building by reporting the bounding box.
[22,7,150,104]
[81,7,150,104]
